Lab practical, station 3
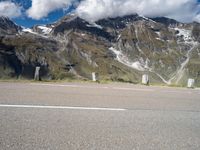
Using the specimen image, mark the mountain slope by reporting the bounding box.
[0,14,200,86]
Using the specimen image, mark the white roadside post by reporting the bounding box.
[142,74,149,85]
[187,78,195,88]
[92,72,97,82]
[34,67,40,81]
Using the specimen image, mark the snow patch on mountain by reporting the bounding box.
[21,28,49,38]
[109,47,145,71]
[37,26,52,35]
[86,23,103,29]
[117,34,121,41]
[174,27,192,41]
[155,31,161,37]
[22,28,36,34]
[139,15,156,23]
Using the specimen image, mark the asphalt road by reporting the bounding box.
[0,82,200,150]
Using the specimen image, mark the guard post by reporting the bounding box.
[187,78,195,88]
[142,74,149,85]
[34,66,40,81]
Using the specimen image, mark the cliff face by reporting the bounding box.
[0,14,200,86]
[0,16,21,35]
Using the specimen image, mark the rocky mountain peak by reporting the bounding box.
[96,14,140,29]
[151,17,180,26]
[0,16,21,35]
[52,15,114,41]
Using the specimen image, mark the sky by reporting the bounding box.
[0,0,200,27]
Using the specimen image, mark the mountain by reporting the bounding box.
[0,16,21,35]
[0,14,200,86]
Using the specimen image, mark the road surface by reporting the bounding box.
[0,82,200,150]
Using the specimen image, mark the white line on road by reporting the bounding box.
[0,104,126,111]
[112,87,154,92]
[30,83,154,92]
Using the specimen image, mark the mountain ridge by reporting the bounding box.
[0,14,200,86]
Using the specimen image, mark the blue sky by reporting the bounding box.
[1,0,200,28]
[12,0,75,27]
[13,9,71,28]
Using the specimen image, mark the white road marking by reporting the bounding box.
[159,89,200,94]
[30,83,107,89]
[30,83,81,88]
[112,87,154,92]
[30,83,154,92]
[0,104,126,111]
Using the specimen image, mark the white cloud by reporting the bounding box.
[27,0,76,20]
[194,14,200,22]
[0,1,22,18]
[76,0,200,23]
[25,0,200,23]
